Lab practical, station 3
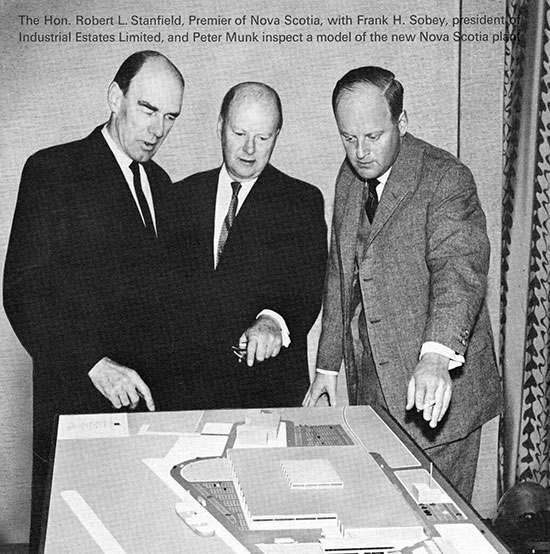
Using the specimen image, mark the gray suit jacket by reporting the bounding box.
[317,133,503,448]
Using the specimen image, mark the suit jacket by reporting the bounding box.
[169,164,327,409]
[316,133,503,448]
[3,126,182,432]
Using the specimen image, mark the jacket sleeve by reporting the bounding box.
[3,152,106,373]
[423,162,490,354]
[266,184,328,341]
[315,161,353,372]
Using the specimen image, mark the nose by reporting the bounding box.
[244,136,255,155]
[149,114,164,138]
[356,138,369,159]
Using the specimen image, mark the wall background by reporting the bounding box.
[0,0,505,542]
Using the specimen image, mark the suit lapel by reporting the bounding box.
[216,166,271,270]
[187,168,219,266]
[202,170,219,263]
[336,161,363,285]
[88,128,152,233]
[366,134,421,247]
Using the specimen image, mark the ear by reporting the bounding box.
[216,116,224,140]
[107,81,123,114]
[397,110,408,136]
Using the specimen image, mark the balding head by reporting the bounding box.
[107,51,184,162]
[219,82,283,132]
[113,50,184,95]
[217,82,282,182]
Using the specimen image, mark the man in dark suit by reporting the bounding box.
[3,50,184,549]
[171,82,327,410]
[304,66,503,500]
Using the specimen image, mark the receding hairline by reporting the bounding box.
[138,55,184,85]
[334,81,388,108]
[113,50,185,96]
[334,82,391,111]
[332,66,404,123]
[220,82,283,129]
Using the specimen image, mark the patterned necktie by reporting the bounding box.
[130,161,156,238]
[217,181,242,264]
[364,178,380,224]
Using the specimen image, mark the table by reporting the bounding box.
[42,406,511,553]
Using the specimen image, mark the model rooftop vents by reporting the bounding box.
[280,459,344,490]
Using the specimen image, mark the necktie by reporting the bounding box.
[217,181,242,264]
[130,161,156,238]
[364,178,380,224]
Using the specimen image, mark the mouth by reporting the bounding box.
[238,157,255,165]
[142,141,157,151]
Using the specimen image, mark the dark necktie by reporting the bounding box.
[130,161,156,238]
[364,178,380,224]
[217,181,242,263]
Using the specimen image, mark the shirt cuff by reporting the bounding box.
[88,356,108,376]
[316,368,339,375]
[257,309,290,347]
[420,341,465,370]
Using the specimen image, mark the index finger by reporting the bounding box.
[133,376,155,411]
[438,385,452,421]
[428,382,449,428]
[406,376,416,410]
[246,336,258,367]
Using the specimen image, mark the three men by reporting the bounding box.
[304,66,503,500]
[169,82,327,409]
[4,50,185,549]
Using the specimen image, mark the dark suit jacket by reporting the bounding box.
[317,133,503,448]
[3,126,182,443]
[169,164,327,409]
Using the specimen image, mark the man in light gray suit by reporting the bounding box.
[304,66,503,500]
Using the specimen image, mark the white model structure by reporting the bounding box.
[226,445,426,547]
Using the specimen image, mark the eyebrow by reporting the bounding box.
[138,99,180,118]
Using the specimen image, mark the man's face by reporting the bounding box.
[335,85,407,180]
[218,97,279,182]
[108,58,183,162]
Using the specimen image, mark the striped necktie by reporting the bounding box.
[217,181,242,264]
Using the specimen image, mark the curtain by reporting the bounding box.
[501,0,550,490]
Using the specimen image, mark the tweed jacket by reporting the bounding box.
[316,133,503,447]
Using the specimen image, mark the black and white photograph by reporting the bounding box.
[0,1,548,552]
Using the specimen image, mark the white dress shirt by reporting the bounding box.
[213,165,256,267]
[214,165,290,346]
[101,126,157,233]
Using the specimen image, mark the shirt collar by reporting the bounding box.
[219,164,259,189]
[101,125,133,171]
[376,166,392,186]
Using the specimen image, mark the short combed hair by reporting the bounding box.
[219,82,283,130]
[332,66,404,123]
[113,50,184,95]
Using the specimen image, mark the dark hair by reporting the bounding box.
[219,82,283,130]
[113,50,184,95]
[332,66,404,122]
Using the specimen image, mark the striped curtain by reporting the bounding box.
[501,0,550,490]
